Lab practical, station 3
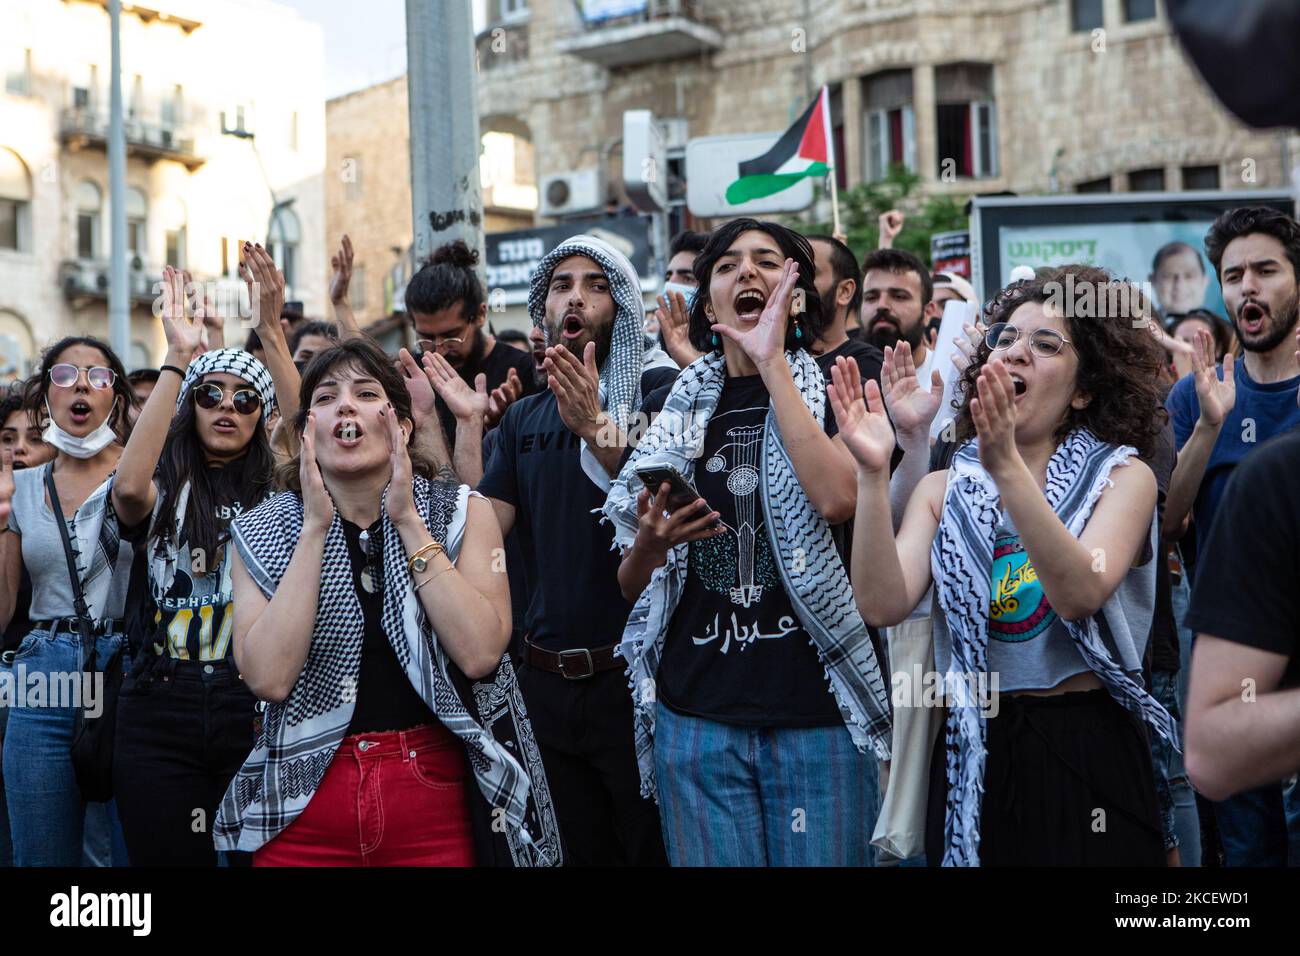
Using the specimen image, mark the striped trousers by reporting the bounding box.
[653,701,880,866]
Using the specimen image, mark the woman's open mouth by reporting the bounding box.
[212,416,239,435]
[562,313,586,340]
[1009,373,1027,398]
[733,289,767,323]
[333,419,363,447]
[69,400,92,425]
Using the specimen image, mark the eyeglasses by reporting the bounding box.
[416,321,474,353]
[985,322,1073,357]
[193,383,262,416]
[49,364,116,390]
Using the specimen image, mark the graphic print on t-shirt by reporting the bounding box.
[152,502,242,661]
[700,421,769,608]
[989,532,1057,642]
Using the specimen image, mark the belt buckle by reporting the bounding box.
[557,647,594,680]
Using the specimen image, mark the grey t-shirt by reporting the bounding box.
[933,509,1156,693]
[8,464,133,622]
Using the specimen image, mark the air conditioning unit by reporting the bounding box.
[539,168,604,218]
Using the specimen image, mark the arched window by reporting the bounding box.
[268,205,300,290]
[76,179,102,259]
[0,147,33,253]
[0,309,35,380]
[125,186,147,263]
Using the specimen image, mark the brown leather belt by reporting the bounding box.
[525,640,621,680]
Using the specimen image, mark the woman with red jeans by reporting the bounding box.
[215,338,539,866]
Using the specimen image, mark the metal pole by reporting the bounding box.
[405,0,483,272]
[107,0,129,361]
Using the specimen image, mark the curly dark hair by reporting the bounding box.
[1204,206,1300,280]
[687,218,825,354]
[953,266,1166,459]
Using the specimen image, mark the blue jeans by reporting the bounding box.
[2,627,129,867]
[0,659,11,867]
[652,701,881,866]
[1149,670,1201,864]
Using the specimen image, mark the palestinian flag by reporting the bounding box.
[725,86,834,205]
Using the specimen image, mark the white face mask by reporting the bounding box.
[42,397,118,459]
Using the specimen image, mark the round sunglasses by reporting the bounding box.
[49,364,116,390]
[985,322,1073,357]
[193,383,262,416]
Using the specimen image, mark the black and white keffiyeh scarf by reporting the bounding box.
[602,349,893,800]
[176,347,276,414]
[933,429,1180,866]
[214,476,541,858]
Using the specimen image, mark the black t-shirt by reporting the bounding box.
[813,336,885,386]
[478,366,678,650]
[341,517,436,734]
[436,339,542,450]
[1147,416,1180,675]
[657,373,844,727]
[1185,426,1300,690]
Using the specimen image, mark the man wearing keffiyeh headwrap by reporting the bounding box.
[479,233,678,865]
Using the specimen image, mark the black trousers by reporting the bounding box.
[517,660,667,866]
[112,657,258,867]
[926,688,1165,866]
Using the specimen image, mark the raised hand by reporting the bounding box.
[329,234,354,306]
[712,258,798,370]
[160,265,205,361]
[545,342,604,440]
[0,447,14,532]
[878,210,904,249]
[828,355,895,473]
[951,321,983,375]
[240,242,286,335]
[380,402,417,526]
[971,362,1024,481]
[423,351,489,424]
[398,347,436,427]
[1192,328,1235,427]
[881,340,943,440]
[633,483,724,557]
[485,366,523,428]
[300,412,335,534]
[657,289,701,367]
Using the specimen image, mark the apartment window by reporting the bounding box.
[1182,164,1219,190]
[76,180,102,259]
[73,64,98,113]
[5,48,31,96]
[125,187,147,263]
[1124,0,1157,22]
[268,207,301,290]
[163,197,186,269]
[161,84,183,129]
[1076,176,1112,193]
[0,148,32,252]
[499,0,529,22]
[1071,0,1104,31]
[862,69,915,182]
[352,265,367,310]
[935,63,998,179]
[1128,167,1165,192]
[128,74,143,121]
[344,155,363,200]
[222,102,254,136]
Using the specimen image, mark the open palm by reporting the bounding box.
[160,265,204,355]
[1192,328,1234,426]
[881,341,943,438]
[828,355,895,473]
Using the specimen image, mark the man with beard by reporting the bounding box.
[807,235,886,384]
[407,240,538,450]
[858,248,935,376]
[0,385,55,866]
[478,235,676,866]
[1166,205,1300,867]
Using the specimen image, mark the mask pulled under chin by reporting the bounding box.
[42,397,118,459]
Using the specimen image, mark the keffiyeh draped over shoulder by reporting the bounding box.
[602,349,893,801]
[933,429,1179,866]
[215,476,553,863]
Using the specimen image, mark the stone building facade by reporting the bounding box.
[0,0,327,378]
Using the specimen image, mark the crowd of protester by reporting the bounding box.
[0,203,1297,868]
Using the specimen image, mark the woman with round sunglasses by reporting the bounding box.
[107,262,297,866]
[837,265,1178,866]
[0,335,135,866]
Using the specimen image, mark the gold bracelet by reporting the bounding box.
[407,540,445,575]
[413,562,455,594]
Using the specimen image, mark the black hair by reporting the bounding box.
[244,330,263,353]
[669,229,710,260]
[807,233,863,319]
[405,239,485,321]
[288,320,339,356]
[1150,241,1205,277]
[127,368,161,387]
[151,374,275,561]
[1204,206,1300,280]
[1168,308,1237,360]
[860,248,933,307]
[26,336,132,442]
[497,328,529,347]
[686,218,825,354]
[0,390,25,426]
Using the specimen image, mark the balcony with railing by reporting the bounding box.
[555,0,722,69]
[59,107,205,170]
[59,258,165,307]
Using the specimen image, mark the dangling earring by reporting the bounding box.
[794,319,803,341]
[711,333,720,348]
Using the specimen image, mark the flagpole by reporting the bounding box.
[821,85,842,237]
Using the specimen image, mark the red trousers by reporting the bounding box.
[253,723,476,867]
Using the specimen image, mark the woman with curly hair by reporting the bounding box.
[835,265,1178,866]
